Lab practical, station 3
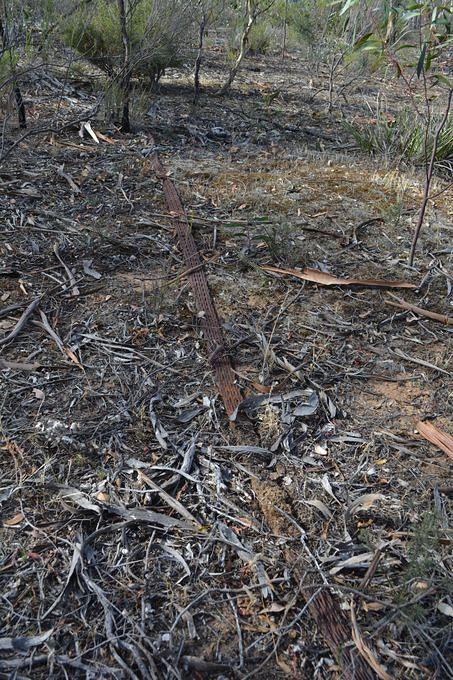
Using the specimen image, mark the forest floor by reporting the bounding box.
[0,47,452,679]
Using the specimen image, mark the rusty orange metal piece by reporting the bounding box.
[148,142,242,416]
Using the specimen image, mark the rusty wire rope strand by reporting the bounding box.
[303,587,378,679]
[147,141,242,416]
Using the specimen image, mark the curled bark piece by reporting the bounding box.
[416,421,453,460]
[262,265,416,289]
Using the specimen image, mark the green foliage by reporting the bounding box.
[226,15,273,58]
[258,222,290,261]
[226,0,322,58]
[270,0,318,46]
[247,221,300,263]
[342,1,452,83]
[99,76,124,121]
[340,1,452,262]
[63,1,121,74]
[406,511,441,581]
[345,108,453,167]
[63,0,188,83]
[0,48,19,81]
[396,510,451,623]
[247,21,274,55]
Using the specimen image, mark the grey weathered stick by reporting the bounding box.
[392,348,450,375]
[0,302,26,319]
[53,243,80,295]
[0,296,40,347]
[0,357,41,371]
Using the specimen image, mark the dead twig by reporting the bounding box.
[53,243,80,296]
[391,348,450,375]
[0,296,41,347]
[351,601,392,680]
[386,293,453,326]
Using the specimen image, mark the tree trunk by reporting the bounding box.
[117,0,131,133]
[14,86,26,128]
[217,0,256,96]
[0,12,26,129]
[193,13,206,103]
[281,0,288,58]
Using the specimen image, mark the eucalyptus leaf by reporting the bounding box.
[340,0,360,17]
[354,31,373,49]
[417,42,427,78]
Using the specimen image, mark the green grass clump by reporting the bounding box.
[344,108,453,169]
[395,510,451,624]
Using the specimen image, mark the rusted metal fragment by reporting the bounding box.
[303,586,377,679]
[253,483,378,678]
[147,142,242,416]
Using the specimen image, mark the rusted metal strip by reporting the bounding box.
[303,587,377,679]
[253,482,380,678]
[147,141,242,416]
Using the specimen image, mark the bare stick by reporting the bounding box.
[0,297,40,347]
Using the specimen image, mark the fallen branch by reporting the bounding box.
[386,293,453,326]
[351,602,392,680]
[0,629,53,652]
[391,348,450,375]
[0,357,41,371]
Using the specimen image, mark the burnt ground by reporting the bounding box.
[0,48,452,679]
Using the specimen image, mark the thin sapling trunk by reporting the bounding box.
[282,0,288,59]
[194,11,207,103]
[218,0,256,96]
[117,0,131,133]
[0,11,26,129]
[409,88,452,266]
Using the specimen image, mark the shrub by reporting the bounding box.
[226,0,317,57]
[247,21,274,55]
[278,0,316,45]
[63,0,192,85]
[0,48,20,82]
[226,17,272,60]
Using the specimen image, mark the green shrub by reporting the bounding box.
[63,0,190,84]
[0,48,20,82]
[281,1,316,45]
[247,22,274,55]
[226,18,273,59]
